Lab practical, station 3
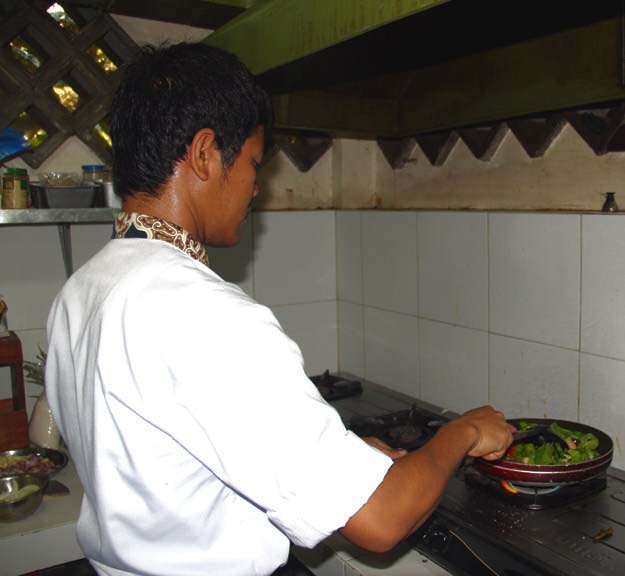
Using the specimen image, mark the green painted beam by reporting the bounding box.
[204,0,450,75]
[397,15,625,136]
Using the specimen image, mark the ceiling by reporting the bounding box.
[76,0,625,139]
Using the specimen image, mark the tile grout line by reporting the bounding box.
[415,212,421,400]
[356,299,625,364]
[359,211,367,380]
[577,214,583,420]
[334,210,341,373]
[487,212,491,405]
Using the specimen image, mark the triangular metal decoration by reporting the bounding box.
[603,103,625,153]
[508,114,566,158]
[565,105,625,155]
[458,122,508,161]
[376,137,417,169]
[272,132,332,172]
[415,130,459,166]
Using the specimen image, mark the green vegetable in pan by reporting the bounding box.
[505,421,600,465]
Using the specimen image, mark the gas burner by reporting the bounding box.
[309,370,362,402]
[347,404,443,451]
[500,480,561,496]
[463,467,607,510]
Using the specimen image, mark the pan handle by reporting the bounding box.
[511,426,568,449]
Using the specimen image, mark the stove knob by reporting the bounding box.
[422,525,450,553]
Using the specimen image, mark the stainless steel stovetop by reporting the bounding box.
[321,373,625,576]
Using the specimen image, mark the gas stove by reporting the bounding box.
[309,370,362,402]
[323,373,625,576]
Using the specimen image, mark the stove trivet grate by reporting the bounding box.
[309,370,362,402]
[347,404,442,452]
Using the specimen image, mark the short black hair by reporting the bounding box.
[109,42,272,197]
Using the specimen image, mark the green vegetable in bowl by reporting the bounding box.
[0,483,41,504]
[506,421,600,465]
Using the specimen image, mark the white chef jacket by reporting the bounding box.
[46,236,392,576]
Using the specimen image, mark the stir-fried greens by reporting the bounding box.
[505,421,600,465]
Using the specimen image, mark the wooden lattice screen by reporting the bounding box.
[0,0,138,168]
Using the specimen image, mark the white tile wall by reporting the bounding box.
[489,213,580,349]
[418,212,488,330]
[336,210,625,471]
[207,217,255,297]
[271,301,338,376]
[362,211,418,315]
[336,211,363,304]
[0,227,66,330]
[363,307,418,398]
[419,319,488,414]
[489,334,579,420]
[253,211,336,306]
[580,353,625,470]
[581,215,625,360]
[338,301,365,378]
[71,224,113,270]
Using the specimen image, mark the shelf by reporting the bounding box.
[0,209,119,277]
[0,208,118,226]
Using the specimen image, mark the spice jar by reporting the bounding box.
[2,167,29,209]
[81,164,106,186]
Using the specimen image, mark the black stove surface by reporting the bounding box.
[347,404,441,451]
[421,467,625,576]
[329,376,625,576]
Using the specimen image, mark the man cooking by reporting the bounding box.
[45,43,514,576]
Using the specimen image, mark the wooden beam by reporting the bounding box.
[204,0,450,75]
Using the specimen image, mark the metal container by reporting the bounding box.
[103,181,122,208]
[0,446,68,478]
[0,474,47,522]
[29,184,101,208]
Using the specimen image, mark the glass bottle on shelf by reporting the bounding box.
[602,192,618,213]
[81,164,106,186]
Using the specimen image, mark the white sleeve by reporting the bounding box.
[157,285,393,547]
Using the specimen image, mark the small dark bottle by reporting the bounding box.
[602,192,618,212]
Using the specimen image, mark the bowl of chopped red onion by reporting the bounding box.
[0,447,68,480]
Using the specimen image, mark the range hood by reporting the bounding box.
[100,1,625,141]
[204,0,625,139]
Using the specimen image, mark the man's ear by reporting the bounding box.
[188,128,220,181]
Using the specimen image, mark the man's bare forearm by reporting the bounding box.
[340,406,514,553]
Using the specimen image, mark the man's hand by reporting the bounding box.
[362,437,407,460]
[452,406,515,461]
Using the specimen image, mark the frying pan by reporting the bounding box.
[475,418,613,486]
